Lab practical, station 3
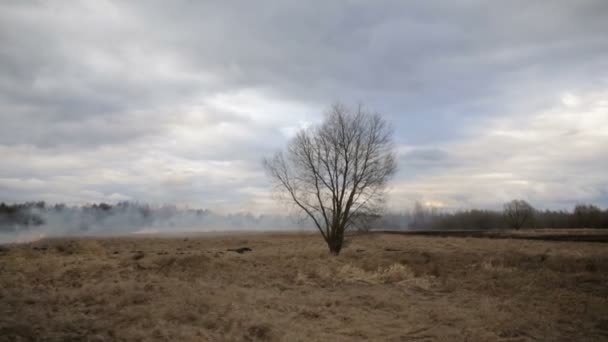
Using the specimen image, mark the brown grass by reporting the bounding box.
[1,232,607,341]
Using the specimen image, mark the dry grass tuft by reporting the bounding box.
[334,263,423,285]
[480,259,518,273]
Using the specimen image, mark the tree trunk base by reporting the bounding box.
[326,237,344,256]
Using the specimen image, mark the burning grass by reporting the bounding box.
[1,232,607,341]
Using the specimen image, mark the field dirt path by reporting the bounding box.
[1,233,607,341]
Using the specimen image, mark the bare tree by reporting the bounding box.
[503,199,534,230]
[263,103,397,255]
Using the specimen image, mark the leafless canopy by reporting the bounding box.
[263,103,397,254]
[503,199,534,230]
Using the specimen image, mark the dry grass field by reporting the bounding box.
[1,232,607,341]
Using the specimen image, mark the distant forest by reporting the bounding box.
[0,201,309,236]
[380,201,608,230]
[1,200,607,234]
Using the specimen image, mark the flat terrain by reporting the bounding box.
[377,228,608,243]
[1,232,607,341]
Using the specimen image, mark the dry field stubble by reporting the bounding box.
[1,232,607,341]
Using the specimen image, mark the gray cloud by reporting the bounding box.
[0,1,607,213]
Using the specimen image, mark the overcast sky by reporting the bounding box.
[1,1,607,213]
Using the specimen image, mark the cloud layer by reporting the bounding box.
[1,1,607,212]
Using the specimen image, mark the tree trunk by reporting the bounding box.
[326,226,345,255]
[327,239,342,255]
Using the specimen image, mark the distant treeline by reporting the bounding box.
[0,202,46,228]
[380,201,608,230]
[0,201,310,235]
[1,200,607,234]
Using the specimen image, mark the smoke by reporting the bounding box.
[0,202,313,243]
